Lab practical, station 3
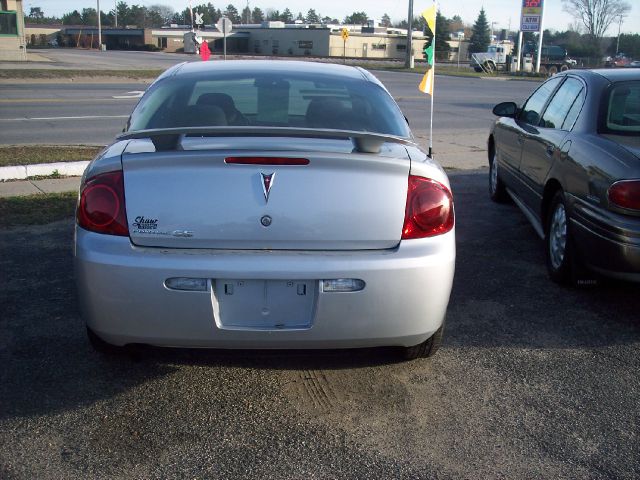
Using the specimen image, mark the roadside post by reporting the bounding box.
[216,17,233,60]
[341,28,349,64]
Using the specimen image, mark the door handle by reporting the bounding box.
[546,145,555,157]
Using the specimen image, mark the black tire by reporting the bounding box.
[545,191,577,285]
[560,64,569,72]
[403,324,444,360]
[87,327,126,355]
[548,66,558,76]
[484,61,496,73]
[489,149,509,203]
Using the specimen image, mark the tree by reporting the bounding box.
[344,12,368,25]
[380,13,391,27]
[241,6,251,23]
[322,16,338,24]
[224,4,241,24]
[562,0,630,38]
[62,9,83,25]
[615,33,640,57]
[81,8,98,26]
[469,8,490,54]
[265,9,280,21]
[306,9,320,24]
[435,11,451,60]
[280,8,293,23]
[28,7,44,20]
[148,5,175,26]
[252,7,264,23]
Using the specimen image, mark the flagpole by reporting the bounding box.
[429,61,434,158]
[429,1,436,159]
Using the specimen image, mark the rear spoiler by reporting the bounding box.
[117,127,417,154]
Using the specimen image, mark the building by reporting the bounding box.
[0,0,27,61]
[22,21,430,62]
[154,23,429,61]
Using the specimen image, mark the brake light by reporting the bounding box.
[402,176,454,239]
[225,157,309,166]
[608,180,640,211]
[77,171,129,236]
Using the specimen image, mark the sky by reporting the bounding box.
[24,0,640,36]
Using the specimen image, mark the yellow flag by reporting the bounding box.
[418,68,434,96]
[421,4,436,36]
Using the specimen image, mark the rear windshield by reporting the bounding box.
[128,70,411,138]
[603,81,640,134]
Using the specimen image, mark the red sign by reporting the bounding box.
[200,41,211,61]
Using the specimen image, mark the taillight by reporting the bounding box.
[77,171,129,236]
[608,180,640,211]
[402,176,454,239]
[225,157,310,165]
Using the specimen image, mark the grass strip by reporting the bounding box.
[0,69,163,80]
[0,191,76,227]
[0,145,102,167]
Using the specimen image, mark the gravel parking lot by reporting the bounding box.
[1,172,638,479]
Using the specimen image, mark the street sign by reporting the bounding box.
[195,12,204,26]
[216,17,233,35]
[216,17,233,60]
[341,28,349,41]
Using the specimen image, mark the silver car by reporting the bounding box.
[75,60,456,359]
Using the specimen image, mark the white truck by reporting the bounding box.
[471,42,513,73]
[472,42,574,75]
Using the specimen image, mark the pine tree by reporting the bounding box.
[224,4,241,24]
[469,8,490,54]
[252,7,264,23]
[381,13,391,27]
[306,9,320,24]
[281,8,293,23]
[435,11,451,60]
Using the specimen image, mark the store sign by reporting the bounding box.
[521,15,541,31]
[520,0,543,32]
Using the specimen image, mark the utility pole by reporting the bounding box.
[616,15,623,54]
[404,0,414,68]
[97,0,102,50]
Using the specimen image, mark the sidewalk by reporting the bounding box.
[0,177,80,198]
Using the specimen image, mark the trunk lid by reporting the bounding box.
[122,137,410,250]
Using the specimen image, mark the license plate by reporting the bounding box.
[212,279,316,329]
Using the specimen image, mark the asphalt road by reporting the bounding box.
[1,173,638,479]
[0,69,536,168]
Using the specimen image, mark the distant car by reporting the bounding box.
[626,61,640,68]
[488,69,640,284]
[75,60,456,359]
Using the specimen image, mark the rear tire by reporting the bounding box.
[489,149,509,203]
[87,327,126,355]
[403,324,444,360]
[548,66,558,76]
[560,64,569,72]
[539,65,548,76]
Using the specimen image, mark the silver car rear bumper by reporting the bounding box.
[75,227,455,349]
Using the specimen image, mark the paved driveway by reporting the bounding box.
[1,172,638,479]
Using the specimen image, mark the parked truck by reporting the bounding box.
[471,42,514,73]
[472,42,574,75]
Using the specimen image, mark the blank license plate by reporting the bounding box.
[213,279,316,329]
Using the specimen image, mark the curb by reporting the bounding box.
[0,161,89,181]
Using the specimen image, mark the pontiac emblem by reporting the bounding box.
[261,172,275,203]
